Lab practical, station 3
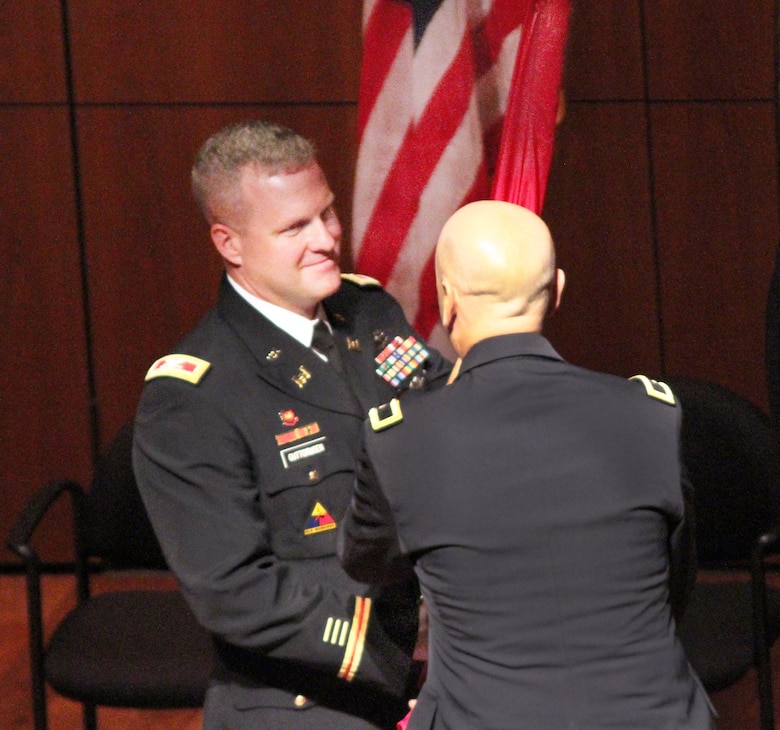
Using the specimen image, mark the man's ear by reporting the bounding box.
[550,268,565,315]
[438,278,456,333]
[211,223,242,266]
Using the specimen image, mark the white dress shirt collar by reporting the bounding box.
[226,275,326,348]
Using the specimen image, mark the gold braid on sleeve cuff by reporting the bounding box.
[338,596,372,681]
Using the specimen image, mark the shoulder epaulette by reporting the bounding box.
[368,398,403,431]
[341,273,382,288]
[630,374,675,405]
[145,354,211,385]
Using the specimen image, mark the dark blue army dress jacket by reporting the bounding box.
[340,332,715,730]
[133,274,450,728]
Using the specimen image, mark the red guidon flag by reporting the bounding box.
[352,0,570,351]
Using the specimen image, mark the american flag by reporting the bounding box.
[352,0,570,353]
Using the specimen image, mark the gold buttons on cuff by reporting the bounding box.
[308,469,320,482]
[294,694,307,707]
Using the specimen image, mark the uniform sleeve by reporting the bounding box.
[133,379,416,697]
[338,430,415,585]
[667,405,697,622]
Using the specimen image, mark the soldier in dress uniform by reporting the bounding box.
[133,120,450,730]
[339,200,715,730]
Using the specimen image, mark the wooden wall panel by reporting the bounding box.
[3,0,780,566]
[67,0,362,103]
[652,102,779,408]
[0,4,67,102]
[542,102,661,378]
[564,0,644,100]
[643,0,775,100]
[80,105,359,443]
[0,108,92,561]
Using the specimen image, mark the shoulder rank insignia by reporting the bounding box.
[341,272,382,288]
[145,354,211,384]
[368,398,403,431]
[630,374,675,405]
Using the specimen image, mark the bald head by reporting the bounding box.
[435,201,564,356]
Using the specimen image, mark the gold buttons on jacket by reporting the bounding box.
[294,694,307,707]
[308,469,320,482]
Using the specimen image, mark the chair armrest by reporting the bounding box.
[6,479,85,561]
[6,478,90,605]
[756,517,780,560]
[6,479,88,728]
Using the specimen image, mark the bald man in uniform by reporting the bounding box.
[338,201,715,730]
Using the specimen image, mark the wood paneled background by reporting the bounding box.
[2,1,778,564]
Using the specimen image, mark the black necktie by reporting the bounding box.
[312,320,344,373]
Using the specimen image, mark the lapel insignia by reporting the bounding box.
[374,336,429,387]
[408,374,425,390]
[279,410,299,427]
[266,349,281,361]
[292,366,312,388]
[304,501,337,535]
[347,337,361,352]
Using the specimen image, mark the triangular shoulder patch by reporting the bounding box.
[304,501,337,535]
[145,354,211,385]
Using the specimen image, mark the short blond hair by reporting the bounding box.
[191,120,316,225]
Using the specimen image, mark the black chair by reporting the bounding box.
[765,243,780,431]
[662,375,780,730]
[7,421,214,730]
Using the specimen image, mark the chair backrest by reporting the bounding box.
[82,421,168,569]
[765,243,780,430]
[663,376,780,566]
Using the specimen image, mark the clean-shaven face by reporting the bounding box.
[228,161,343,318]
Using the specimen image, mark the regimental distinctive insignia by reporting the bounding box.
[630,374,676,405]
[292,365,312,388]
[279,436,327,468]
[145,354,211,384]
[275,422,320,446]
[369,398,403,432]
[373,330,389,350]
[347,337,361,352]
[408,374,425,391]
[304,501,337,535]
[279,409,299,427]
[266,349,281,361]
[374,335,429,387]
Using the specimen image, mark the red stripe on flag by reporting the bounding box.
[353,0,569,338]
[481,0,529,64]
[357,2,411,138]
[413,165,488,336]
[356,29,477,281]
